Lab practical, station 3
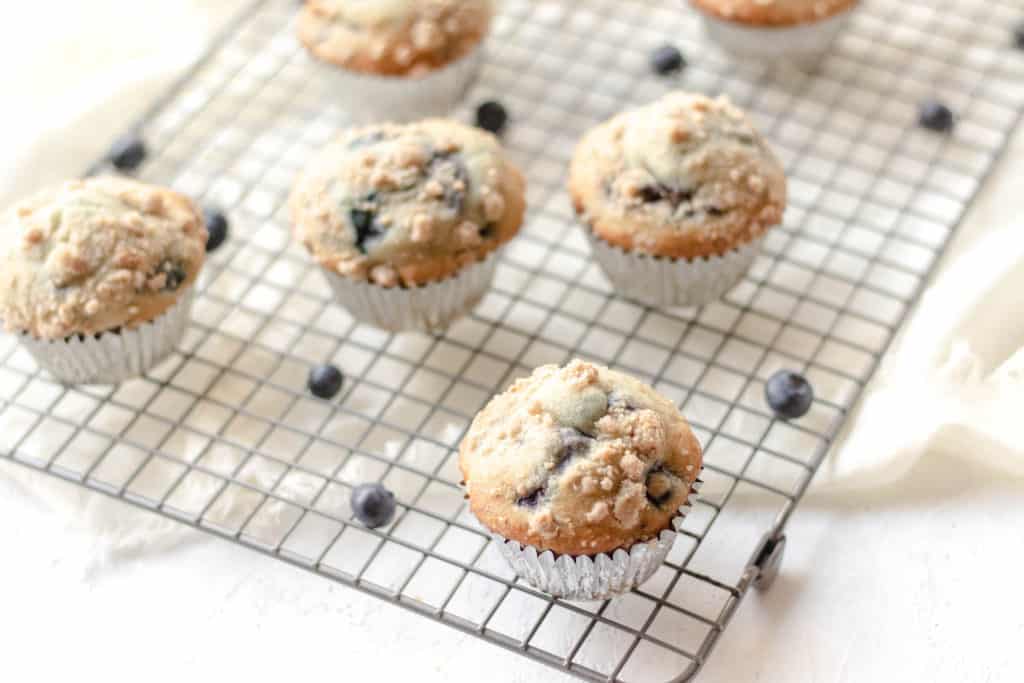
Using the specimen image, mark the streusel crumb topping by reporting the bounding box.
[0,177,206,339]
[290,119,525,287]
[570,91,787,260]
[298,0,493,76]
[459,360,703,556]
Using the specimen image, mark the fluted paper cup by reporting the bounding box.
[700,8,854,62]
[16,289,193,385]
[313,47,484,125]
[586,229,760,309]
[491,477,703,601]
[322,252,498,334]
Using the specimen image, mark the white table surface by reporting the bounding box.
[2,2,1023,682]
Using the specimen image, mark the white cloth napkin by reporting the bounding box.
[828,222,1024,488]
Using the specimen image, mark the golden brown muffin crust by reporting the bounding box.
[290,119,526,288]
[690,0,860,27]
[569,91,787,260]
[459,360,703,556]
[298,0,493,76]
[0,177,206,339]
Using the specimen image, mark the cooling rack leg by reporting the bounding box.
[753,533,787,592]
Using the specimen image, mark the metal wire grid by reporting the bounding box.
[2,0,1023,680]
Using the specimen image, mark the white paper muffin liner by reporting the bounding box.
[313,47,484,125]
[586,230,761,309]
[700,8,854,62]
[16,289,194,385]
[490,478,703,601]
[322,252,498,334]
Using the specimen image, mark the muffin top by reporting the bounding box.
[0,177,206,340]
[459,360,703,556]
[290,119,526,288]
[689,0,859,27]
[298,0,493,76]
[570,91,786,260]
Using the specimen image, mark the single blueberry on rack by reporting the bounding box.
[918,101,955,133]
[765,370,814,420]
[308,364,344,399]
[203,207,229,252]
[475,100,508,135]
[650,45,686,75]
[109,135,148,172]
[351,483,397,528]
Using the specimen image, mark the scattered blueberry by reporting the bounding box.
[918,101,955,133]
[204,207,229,252]
[650,44,686,76]
[351,483,397,528]
[765,370,814,420]
[475,100,508,135]
[108,135,148,172]
[308,364,344,399]
[1015,22,1024,49]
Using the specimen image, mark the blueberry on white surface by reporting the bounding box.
[308,364,344,400]
[765,370,814,420]
[918,101,955,133]
[109,135,147,172]
[1014,22,1024,49]
[475,100,508,135]
[204,208,229,252]
[351,483,397,528]
[650,45,685,75]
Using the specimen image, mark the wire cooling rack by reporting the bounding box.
[3,0,1023,680]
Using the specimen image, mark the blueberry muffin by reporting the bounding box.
[0,177,207,384]
[297,0,494,122]
[459,360,702,598]
[690,0,860,59]
[290,118,525,332]
[570,91,786,308]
